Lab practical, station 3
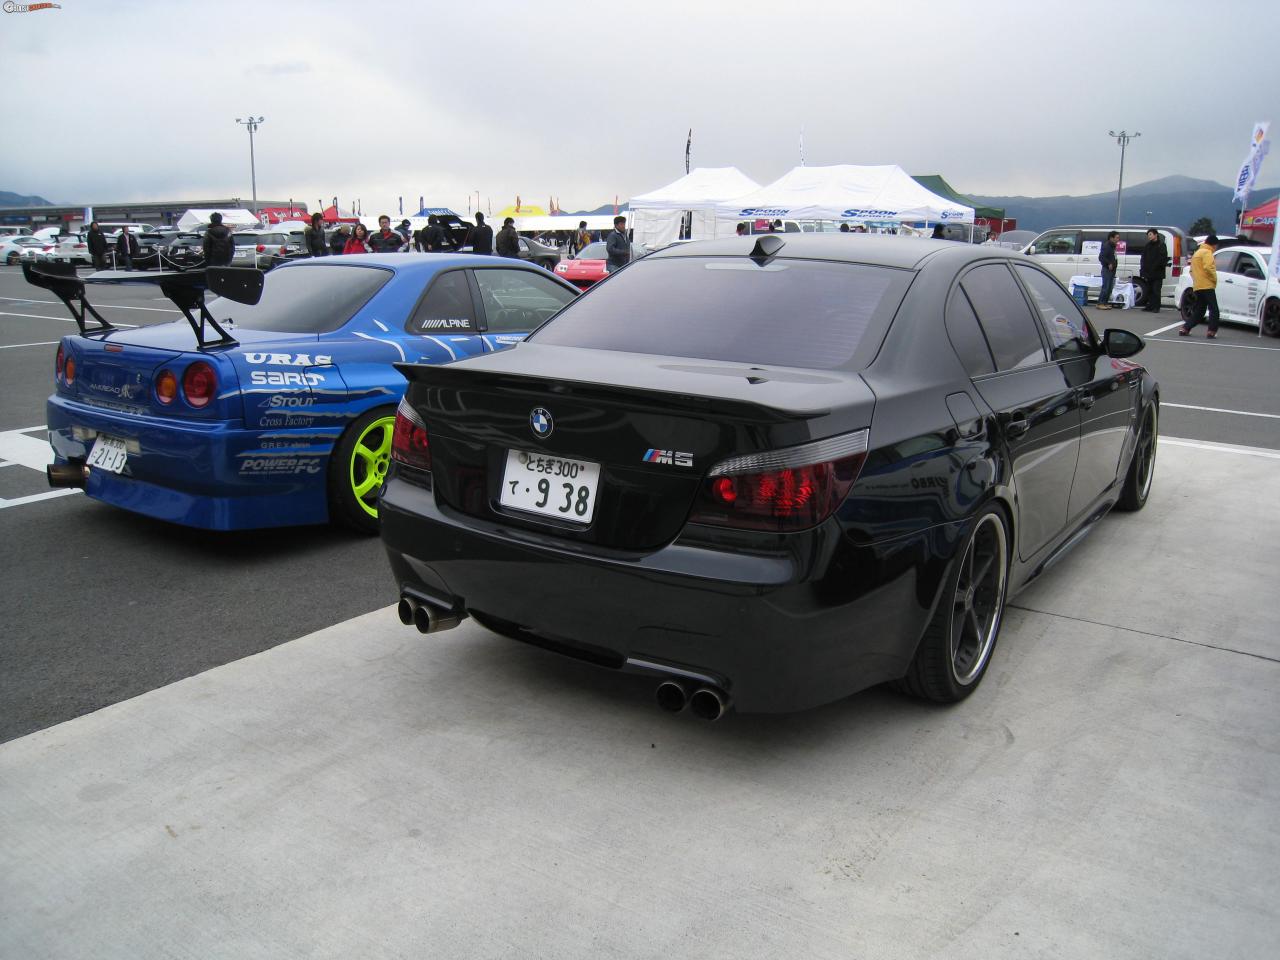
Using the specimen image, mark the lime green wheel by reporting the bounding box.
[328,407,396,533]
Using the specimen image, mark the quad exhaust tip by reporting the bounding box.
[655,680,689,713]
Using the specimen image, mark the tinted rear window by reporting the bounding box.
[209,264,391,333]
[530,256,909,370]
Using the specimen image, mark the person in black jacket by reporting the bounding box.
[369,215,404,253]
[202,213,236,266]
[115,226,140,270]
[329,224,349,256]
[304,212,327,257]
[86,221,108,270]
[468,212,493,255]
[1097,231,1119,309]
[423,215,445,252]
[1138,228,1168,312]
[605,216,630,273]
[496,217,520,258]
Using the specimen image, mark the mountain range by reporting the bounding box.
[972,175,1277,234]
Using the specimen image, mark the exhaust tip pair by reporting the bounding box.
[397,595,462,634]
[655,680,730,721]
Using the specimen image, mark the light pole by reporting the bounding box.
[235,115,265,217]
[1108,129,1140,222]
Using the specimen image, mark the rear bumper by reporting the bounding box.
[47,394,337,530]
[380,477,963,713]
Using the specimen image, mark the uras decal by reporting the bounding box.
[244,353,332,366]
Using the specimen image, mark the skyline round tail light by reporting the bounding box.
[391,398,431,471]
[55,343,65,381]
[689,430,869,532]
[155,369,178,404]
[182,361,217,408]
[256,244,266,253]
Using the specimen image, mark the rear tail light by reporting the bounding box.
[256,244,265,253]
[1171,237,1183,276]
[64,353,76,385]
[279,245,287,254]
[391,398,431,471]
[155,369,177,404]
[688,430,869,532]
[55,343,65,381]
[182,361,217,408]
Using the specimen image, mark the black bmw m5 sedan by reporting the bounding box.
[380,234,1158,717]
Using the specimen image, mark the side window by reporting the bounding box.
[407,270,477,333]
[1238,255,1266,280]
[473,269,576,333]
[959,264,1046,371]
[944,287,996,377]
[1029,230,1079,255]
[1119,231,1148,257]
[1015,265,1095,360]
[1213,251,1238,274]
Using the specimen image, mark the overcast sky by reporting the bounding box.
[2,0,1278,216]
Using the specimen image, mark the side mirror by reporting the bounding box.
[1102,328,1145,359]
[207,266,264,305]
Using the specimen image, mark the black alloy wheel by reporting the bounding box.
[897,505,1009,703]
[1262,298,1280,338]
[1117,400,1158,511]
[1180,290,1196,325]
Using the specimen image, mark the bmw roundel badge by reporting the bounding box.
[530,407,554,439]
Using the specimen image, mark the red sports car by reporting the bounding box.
[553,240,646,290]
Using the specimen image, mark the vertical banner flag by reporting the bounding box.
[399,196,403,216]
[685,128,692,174]
[1233,121,1271,207]
[83,206,93,225]
[800,126,805,167]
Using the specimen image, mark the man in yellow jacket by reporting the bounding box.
[1180,234,1220,338]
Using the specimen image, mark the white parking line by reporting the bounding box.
[0,489,81,510]
[1161,437,1280,459]
[0,310,138,328]
[0,296,178,313]
[1147,337,1276,352]
[1144,320,1185,336]
[0,341,59,350]
[1163,403,1280,420]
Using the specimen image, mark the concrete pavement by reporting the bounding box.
[2,442,1278,959]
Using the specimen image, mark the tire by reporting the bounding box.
[1180,290,1196,326]
[897,505,1010,703]
[327,406,397,534]
[1131,280,1147,309]
[1116,399,1158,511]
[5,252,18,265]
[1262,298,1280,339]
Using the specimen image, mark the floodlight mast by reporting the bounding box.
[1108,130,1140,222]
[235,115,266,217]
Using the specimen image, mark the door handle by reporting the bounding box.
[1079,394,1096,410]
[1005,417,1030,438]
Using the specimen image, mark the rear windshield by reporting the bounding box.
[209,263,391,333]
[530,256,910,370]
[233,234,260,246]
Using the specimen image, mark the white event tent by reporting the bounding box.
[713,164,973,229]
[176,208,262,231]
[628,167,761,248]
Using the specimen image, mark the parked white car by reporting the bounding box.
[50,232,91,265]
[1,235,51,265]
[1173,245,1279,336]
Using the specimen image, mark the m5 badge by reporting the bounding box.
[643,449,693,467]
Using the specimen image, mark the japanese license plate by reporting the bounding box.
[87,435,128,474]
[499,449,599,524]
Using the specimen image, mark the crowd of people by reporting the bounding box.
[305,211,551,258]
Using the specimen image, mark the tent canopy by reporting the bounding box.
[320,205,360,223]
[912,174,1004,220]
[1241,196,1277,229]
[629,167,762,246]
[414,207,459,218]
[714,164,974,225]
[175,208,260,231]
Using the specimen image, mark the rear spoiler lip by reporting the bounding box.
[21,261,249,350]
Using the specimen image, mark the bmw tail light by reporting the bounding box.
[182,361,217,408]
[391,398,431,471]
[55,343,65,381]
[689,430,869,532]
[155,369,178,404]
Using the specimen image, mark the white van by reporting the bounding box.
[1021,224,1191,306]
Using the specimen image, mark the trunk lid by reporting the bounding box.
[399,343,874,550]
